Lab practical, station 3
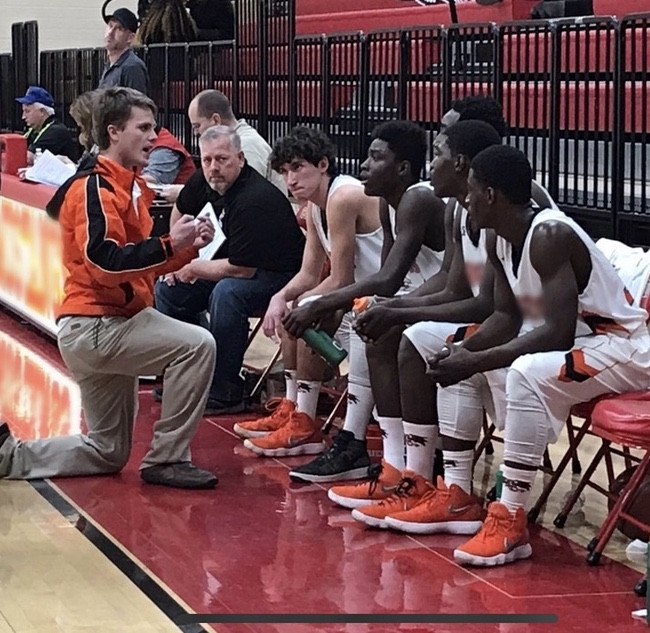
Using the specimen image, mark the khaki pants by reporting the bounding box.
[0,307,216,479]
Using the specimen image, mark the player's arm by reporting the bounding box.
[430,223,580,386]
[303,185,360,297]
[272,209,328,304]
[383,200,470,310]
[283,187,445,336]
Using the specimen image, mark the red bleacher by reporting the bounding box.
[294,0,650,36]
[296,0,540,35]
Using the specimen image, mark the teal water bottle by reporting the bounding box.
[302,328,348,367]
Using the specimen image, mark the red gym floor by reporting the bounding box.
[0,306,647,633]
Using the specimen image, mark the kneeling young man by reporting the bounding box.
[235,126,382,458]
[0,88,218,489]
[424,145,650,566]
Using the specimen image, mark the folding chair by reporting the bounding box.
[243,311,282,402]
[582,396,650,565]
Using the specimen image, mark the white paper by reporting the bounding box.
[24,149,75,187]
[197,202,226,261]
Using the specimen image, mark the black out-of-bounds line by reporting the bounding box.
[29,479,207,633]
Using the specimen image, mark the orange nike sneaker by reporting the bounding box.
[327,460,403,509]
[351,471,434,529]
[453,502,532,567]
[243,411,325,457]
[385,477,484,535]
[233,399,295,439]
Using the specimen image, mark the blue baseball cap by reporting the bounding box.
[16,86,55,108]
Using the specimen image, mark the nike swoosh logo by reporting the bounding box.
[449,505,474,515]
[504,538,521,553]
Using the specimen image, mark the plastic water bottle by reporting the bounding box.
[34,147,43,163]
[302,328,347,367]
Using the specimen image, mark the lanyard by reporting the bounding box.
[24,120,54,145]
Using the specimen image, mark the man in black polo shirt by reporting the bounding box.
[16,86,78,165]
[98,7,149,95]
[155,125,305,415]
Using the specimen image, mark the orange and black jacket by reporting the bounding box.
[47,154,196,320]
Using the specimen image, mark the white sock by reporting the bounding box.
[442,449,474,494]
[296,380,321,419]
[342,384,374,440]
[375,414,405,470]
[500,464,536,513]
[284,369,298,403]
[403,421,438,481]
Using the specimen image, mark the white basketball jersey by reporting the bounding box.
[458,203,488,297]
[496,208,648,338]
[388,181,444,295]
[310,175,383,282]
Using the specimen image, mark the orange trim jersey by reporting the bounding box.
[56,155,196,319]
[495,208,648,338]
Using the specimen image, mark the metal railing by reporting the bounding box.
[3,4,649,241]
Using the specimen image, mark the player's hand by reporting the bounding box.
[426,345,477,387]
[354,305,398,342]
[263,295,289,342]
[282,301,323,338]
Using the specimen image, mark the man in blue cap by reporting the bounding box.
[16,86,78,165]
[99,7,150,95]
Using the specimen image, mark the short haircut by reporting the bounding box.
[199,124,242,152]
[270,126,338,175]
[70,89,101,151]
[445,120,502,161]
[93,87,157,150]
[371,120,427,178]
[450,95,508,138]
[471,145,532,204]
[195,89,235,121]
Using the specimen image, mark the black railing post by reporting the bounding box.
[258,0,269,139]
[398,30,409,121]
[548,21,561,203]
[612,19,624,240]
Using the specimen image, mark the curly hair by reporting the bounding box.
[445,120,502,161]
[450,95,508,138]
[271,126,338,176]
[471,145,532,205]
[370,120,427,178]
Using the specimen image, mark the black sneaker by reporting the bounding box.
[289,429,370,483]
[204,398,247,416]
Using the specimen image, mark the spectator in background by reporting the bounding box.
[99,7,150,95]
[160,89,286,204]
[16,86,78,165]
[188,0,235,41]
[141,125,196,185]
[155,125,305,415]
